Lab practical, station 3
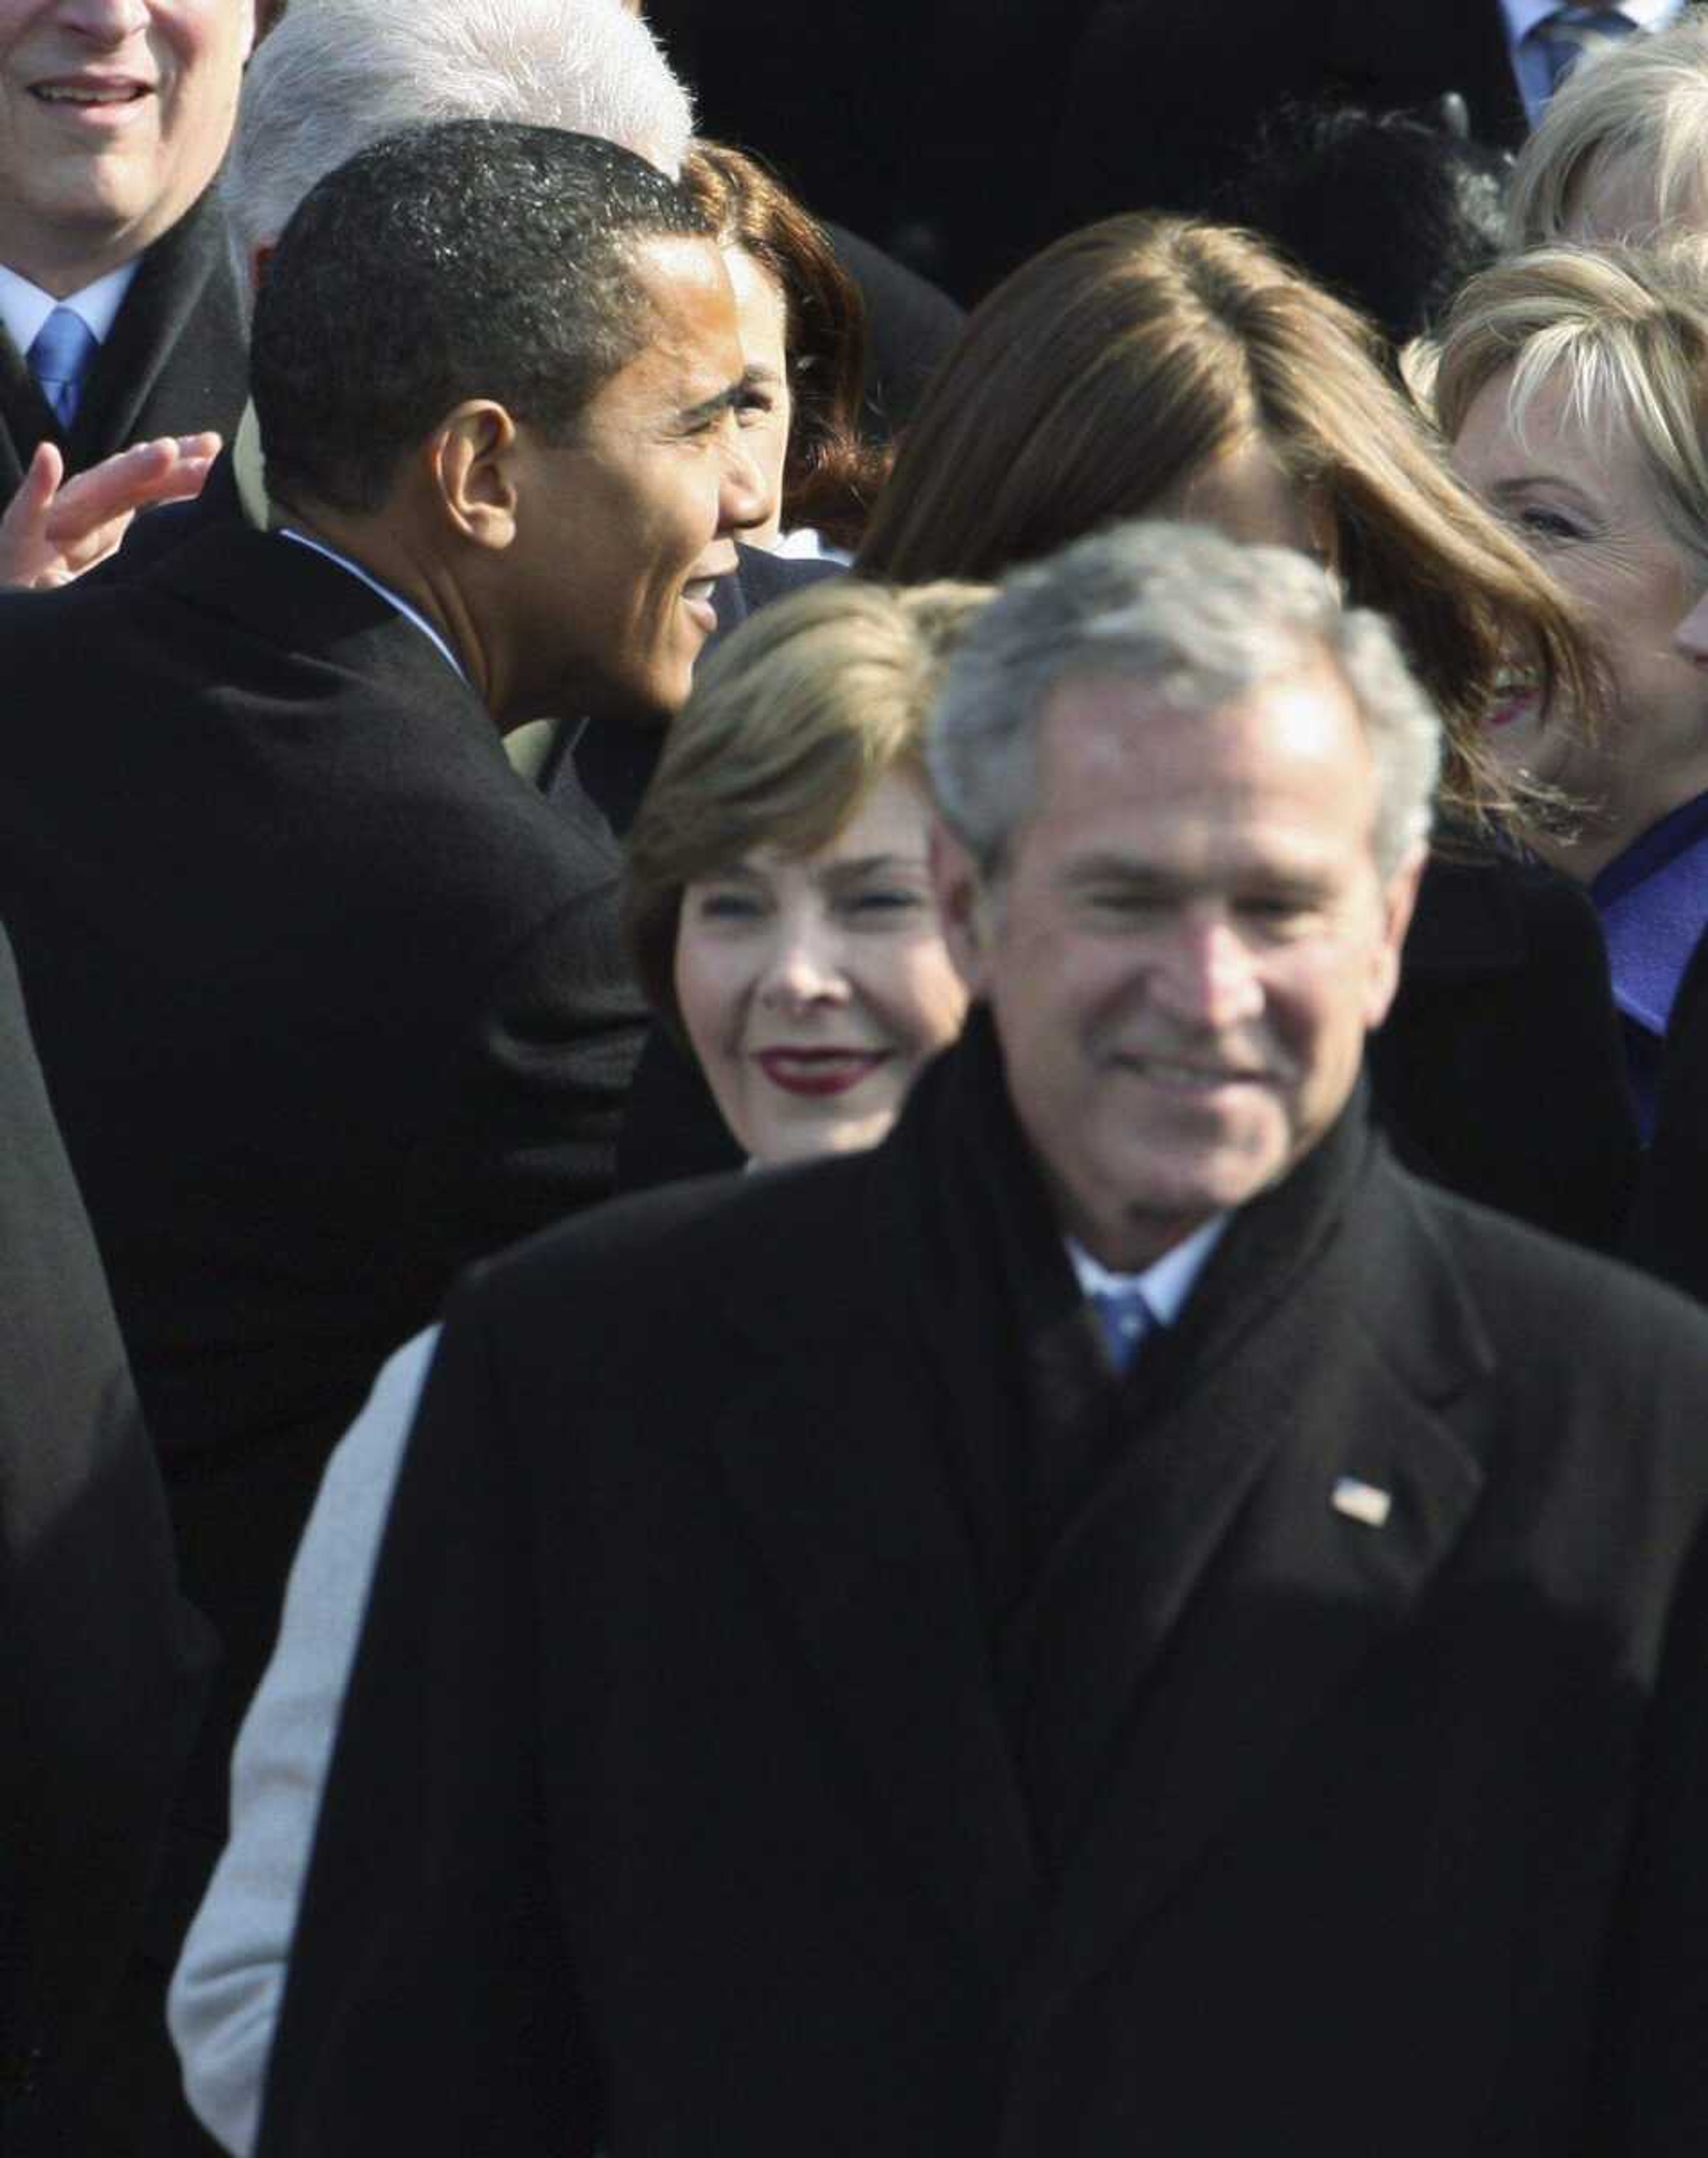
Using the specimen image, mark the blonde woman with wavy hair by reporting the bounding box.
[1506,15,1708,247]
[1440,238,1708,1146]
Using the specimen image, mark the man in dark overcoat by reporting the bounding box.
[257,521,1708,2158]
[0,118,765,2151]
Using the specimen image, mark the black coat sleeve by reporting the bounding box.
[254,1289,599,2158]
[0,924,212,2127]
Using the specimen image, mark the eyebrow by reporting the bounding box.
[1484,471,1601,514]
[676,377,751,428]
[820,853,931,881]
[1057,855,1329,898]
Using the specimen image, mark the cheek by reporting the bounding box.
[898,942,971,1053]
[673,930,751,1071]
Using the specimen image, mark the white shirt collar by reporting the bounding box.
[1500,0,1677,43]
[0,258,138,365]
[1066,1214,1228,1330]
[277,528,469,685]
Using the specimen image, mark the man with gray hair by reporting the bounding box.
[257,520,1708,2158]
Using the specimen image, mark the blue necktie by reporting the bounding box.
[1091,1284,1155,1375]
[26,305,98,430]
[1532,7,1638,96]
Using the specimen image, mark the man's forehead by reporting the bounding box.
[1040,658,1369,762]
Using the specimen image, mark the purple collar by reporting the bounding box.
[1591,790,1708,1037]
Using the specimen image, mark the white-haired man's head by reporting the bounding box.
[223,0,694,290]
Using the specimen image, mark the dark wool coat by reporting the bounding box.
[259,1014,1708,2158]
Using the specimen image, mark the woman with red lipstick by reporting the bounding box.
[624,575,985,1165]
[850,213,1640,1254]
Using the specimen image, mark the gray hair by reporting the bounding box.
[223,0,694,279]
[1507,14,1708,247]
[927,520,1441,881]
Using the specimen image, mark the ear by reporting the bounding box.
[428,402,523,552]
[1363,840,1426,1030]
[930,819,996,999]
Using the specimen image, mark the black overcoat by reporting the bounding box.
[259,1019,1708,2157]
[0,524,648,1887]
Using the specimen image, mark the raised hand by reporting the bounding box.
[0,434,223,590]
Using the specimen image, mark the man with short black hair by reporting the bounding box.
[260,520,1708,2158]
[0,116,762,2152]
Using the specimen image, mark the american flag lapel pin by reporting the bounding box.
[1331,1476,1392,1528]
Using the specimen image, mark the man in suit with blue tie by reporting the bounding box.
[256,520,1708,2157]
[0,0,261,532]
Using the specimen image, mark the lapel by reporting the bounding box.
[1010,1160,1494,2029]
[0,326,54,495]
[0,191,242,492]
[68,189,240,469]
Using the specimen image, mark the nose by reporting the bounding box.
[719,430,771,540]
[1152,913,1265,1030]
[757,914,849,1011]
[59,0,151,39]
[1674,583,1708,668]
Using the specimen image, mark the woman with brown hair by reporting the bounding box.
[855,214,1638,1250]
[683,141,890,554]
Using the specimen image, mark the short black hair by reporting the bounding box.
[251,119,713,515]
[1223,102,1514,351]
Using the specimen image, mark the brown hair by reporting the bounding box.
[857,214,1597,825]
[624,577,989,1032]
[682,140,890,549]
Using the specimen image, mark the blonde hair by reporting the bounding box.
[1435,240,1708,578]
[1507,15,1708,247]
[624,578,990,1029]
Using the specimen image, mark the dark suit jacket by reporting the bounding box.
[1628,924,1708,1303]
[0,190,248,494]
[1370,844,1640,1252]
[0,924,211,2136]
[1048,0,1524,235]
[258,1020,1708,2156]
[0,526,648,1881]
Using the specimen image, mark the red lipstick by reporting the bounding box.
[755,1049,888,1098]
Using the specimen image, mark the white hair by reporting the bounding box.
[1507,14,1708,246]
[224,0,694,277]
[928,520,1441,881]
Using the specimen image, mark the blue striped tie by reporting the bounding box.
[1533,7,1638,96]
[26,305,98,429]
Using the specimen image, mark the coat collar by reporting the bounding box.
[144,522,503,746]
[709,1024,1495,2005]
[67,186,236,467]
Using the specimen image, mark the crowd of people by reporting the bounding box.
[4,3,1708,2154]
